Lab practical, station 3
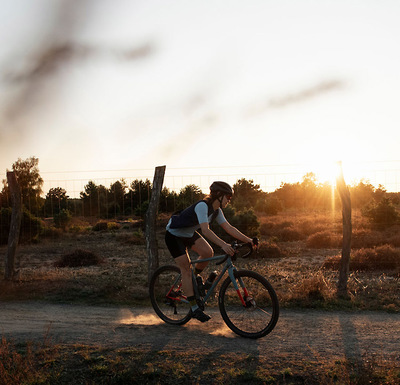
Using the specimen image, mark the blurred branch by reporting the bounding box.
[5,42,154,84]
[245,79,345,117]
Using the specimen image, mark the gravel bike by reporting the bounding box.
[149,240,279,339]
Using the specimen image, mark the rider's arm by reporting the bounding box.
[199,222,235,256]
[219,221,253,244]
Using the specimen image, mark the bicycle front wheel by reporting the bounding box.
[149,265,191,325]
[219,270,279,339]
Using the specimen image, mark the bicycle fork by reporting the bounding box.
[228,267,253,308]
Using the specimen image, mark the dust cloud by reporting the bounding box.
[117,309,163,326]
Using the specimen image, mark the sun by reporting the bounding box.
[299,133,366,187]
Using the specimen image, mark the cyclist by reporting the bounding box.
[165,181,257,322]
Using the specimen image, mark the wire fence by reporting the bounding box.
[27,160,400,200]
[1,161,400,244]
[1,161,400,216]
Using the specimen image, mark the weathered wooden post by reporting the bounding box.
[5,171,22,280]
[145,165,166,283]
[336,162,352,297]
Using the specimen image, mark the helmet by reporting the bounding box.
[210,181,233,196]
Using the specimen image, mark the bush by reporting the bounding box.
[362,197,400,228]
[92,221,108,231]
[275,226,304,242]
[323,244,400,271]
[306,231,341,249]
[135,201,149,217]
[225,206,260,235]
[0,208,43,244]
[210,206,259,242]
[290,271,333,301]
[351,245,400,271]
[255,196,283,215]
[252,240,286,259]
[53,209,72,230]
[54,249,104,267]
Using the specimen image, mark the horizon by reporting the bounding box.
[1,1,400,179]
[3,159,400,199]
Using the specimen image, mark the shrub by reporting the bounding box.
[92,221,108,231]
[323,244,400,271]
[210,206,259,241]
[351,228,386,248]
[0,208,43,244]
[54,249,104,267]
[275,226,304,242]
[306,231,341,249]
[362,197,400,228]
[53,209,72,230]
[252,240,286,259]
[289,271,333,301]
[117,230,145,245]
[107,222,121,231]
[224,206,260,236]
[351,245,400,271]
[135,201,149,217]
[255,196,283,215]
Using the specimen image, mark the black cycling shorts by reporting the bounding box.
[165,230,201,258]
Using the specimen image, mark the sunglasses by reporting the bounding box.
[225,195,232,201]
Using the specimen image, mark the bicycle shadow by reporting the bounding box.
[113,308,262,354]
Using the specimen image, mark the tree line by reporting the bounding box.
[1,157,399,228]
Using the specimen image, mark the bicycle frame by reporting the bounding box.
[188,253,249,306]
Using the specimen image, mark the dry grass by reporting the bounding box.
[0,338,399,385]
[1,211,399,383]
[323,245,400,272]
[0,211,398,312]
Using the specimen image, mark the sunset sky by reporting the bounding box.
[1,0,400,192]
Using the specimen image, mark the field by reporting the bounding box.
[1,210,399,384]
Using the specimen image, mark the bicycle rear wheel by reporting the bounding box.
[149,265,191,325]
[219,270,279,339]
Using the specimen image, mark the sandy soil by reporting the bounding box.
[0,302,399,364]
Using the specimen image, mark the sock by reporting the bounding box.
[188,295,198,311]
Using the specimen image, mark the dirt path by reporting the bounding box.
[1,302,399,363]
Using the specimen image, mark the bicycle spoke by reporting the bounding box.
[149,265,191,325]
[219,270,279,338]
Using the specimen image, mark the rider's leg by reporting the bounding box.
[191,237,214,272]
[174,250,211,323]
[174,253,194,297]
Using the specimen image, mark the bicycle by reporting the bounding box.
[149,240,279,339]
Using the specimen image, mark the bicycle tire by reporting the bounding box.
[149,265,191,325]
[218,270,279,339]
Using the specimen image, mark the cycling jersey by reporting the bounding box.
[166,200,226,238]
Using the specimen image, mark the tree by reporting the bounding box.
[126,179,152,215]
[4,157,44,214]
[176,184,204,210]
[232,178,264,211]
[80,181,108,217]
[44,187,68,216]
[350,180,376,209]
[159,187,178,212]
[108,179,127,216]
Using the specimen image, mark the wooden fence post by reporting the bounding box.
[336,162,352,297]
[5,171,22,280]
[145,165,166,283]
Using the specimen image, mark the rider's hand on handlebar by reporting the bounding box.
[251,237,259,251]
[221,243,235,256]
